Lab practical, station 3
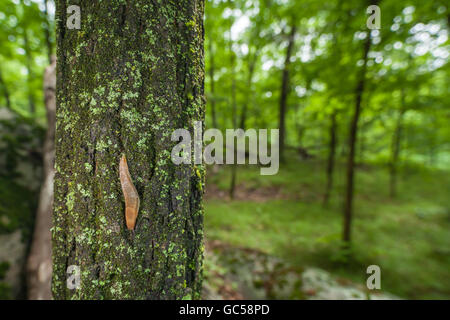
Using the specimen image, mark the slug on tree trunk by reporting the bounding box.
[119,155,140,230]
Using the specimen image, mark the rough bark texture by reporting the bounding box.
[27,57,56,300]
[278,24,296,161]
[53,0,205,299]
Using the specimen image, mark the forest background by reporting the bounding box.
[0,0,448,299]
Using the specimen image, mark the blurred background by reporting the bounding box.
[0,0,449,299]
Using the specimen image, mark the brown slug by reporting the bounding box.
[119,154,140,230]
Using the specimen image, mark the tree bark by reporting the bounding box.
[278,24,296,161]
[27,57,56,300]
[53,0,205,300]
[342,29,373,245]
[323,111,337,206]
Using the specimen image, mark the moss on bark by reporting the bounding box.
[53,0,205,299]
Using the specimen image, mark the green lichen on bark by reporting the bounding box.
[53,0,205,299]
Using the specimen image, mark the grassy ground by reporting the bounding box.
[204,152,450,299]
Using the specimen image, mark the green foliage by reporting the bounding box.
[205,0,449,168]
[203,1,448,299]
[0,0,54,120]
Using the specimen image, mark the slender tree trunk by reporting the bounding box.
[0,68,11,109]
[278,24,296,161]
[239,50,258,130]
[53,0,205,299]
[27,57,56,300]
[229,164,237,199]
[295,79,311,157]
[342,29,373,245]
[208,40,217,129]
[389,89,406,198]
[323,111,337,206]
[358,127,365,164]
[43,0,53,64]
[23,28,36,114]
[229,37,237,200]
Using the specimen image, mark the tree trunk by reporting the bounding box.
[43,0,53,64]
[239,50,258,130]
[53,0,205,300]
[27,57,56,300]
[389,90,405,198]
[229,36,237,200]
[278,24,296,161]
[342,29,373,245]
[22,28,36,114]
[358,127,365,164]
[229,165,237,199]
[323,111,337,206]
[0,68,11,109]
[208,40,217,129]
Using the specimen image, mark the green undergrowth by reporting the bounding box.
[204,152,450,299]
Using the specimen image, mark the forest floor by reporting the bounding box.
[202,239,399,300]
[202,152,450,299]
